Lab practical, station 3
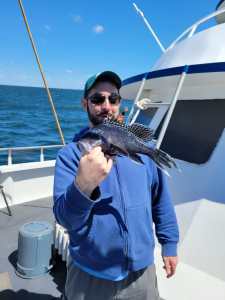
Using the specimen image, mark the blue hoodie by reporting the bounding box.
[53,128,179,281]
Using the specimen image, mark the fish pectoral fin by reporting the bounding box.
[109,144,130,156]
[128,123,154,142]
[129,154,144,164]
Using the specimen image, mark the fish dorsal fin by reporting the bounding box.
[103,118,124,125]
[128,123,154,142]
[102,119,154,142]
[102,119,127,129]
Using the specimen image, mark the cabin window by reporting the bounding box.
[136,107,158,127]
[155,99,225,164]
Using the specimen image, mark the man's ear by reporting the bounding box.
[82,98,88,111]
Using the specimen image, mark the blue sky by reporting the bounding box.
[0,0,220,89]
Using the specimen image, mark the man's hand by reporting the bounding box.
[162,256,178,278]
[75,146,113,197]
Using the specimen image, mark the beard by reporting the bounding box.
[87,105,117,126]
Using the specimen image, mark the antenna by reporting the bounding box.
[133,2,165,53]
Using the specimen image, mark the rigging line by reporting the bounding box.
[132,3,165,53]
[18,0,65,145]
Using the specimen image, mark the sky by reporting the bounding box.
[0,0,221,89]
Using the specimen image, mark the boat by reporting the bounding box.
[121,1,225,299]
[1,1,225,299]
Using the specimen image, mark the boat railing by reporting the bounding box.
[0,144,64,165]
[168,7,225,50]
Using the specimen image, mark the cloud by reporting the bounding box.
[92,24,104,34]
[72,15,82,23]
[44,25,51,31]
[66,69,73,74]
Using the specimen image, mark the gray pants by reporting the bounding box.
[64,259,160,300]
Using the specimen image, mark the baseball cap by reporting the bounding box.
[83,71,122,97]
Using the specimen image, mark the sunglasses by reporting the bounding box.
[88,92,121,105]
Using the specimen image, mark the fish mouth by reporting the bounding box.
[78,139,102,153]
[77,141,87,153]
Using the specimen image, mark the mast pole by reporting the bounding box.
[18,0,65,145]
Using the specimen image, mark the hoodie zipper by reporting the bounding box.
[115,160,129,271]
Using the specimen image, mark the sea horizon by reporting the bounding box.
[0,84,131,165]
[0,83,83,92]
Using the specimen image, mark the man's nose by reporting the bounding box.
[101,99,111,110]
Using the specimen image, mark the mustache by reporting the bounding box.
[97,112,113,118]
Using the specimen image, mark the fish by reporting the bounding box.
[77,119,177,173]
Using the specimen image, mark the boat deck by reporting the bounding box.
[0,197,66,300]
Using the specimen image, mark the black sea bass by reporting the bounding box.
[77,119,177,172]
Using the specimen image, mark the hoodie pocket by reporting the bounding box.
[77,203,125,268]
[118,159,151,208]
[127,204,154,262]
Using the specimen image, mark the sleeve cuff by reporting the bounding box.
[65,181,102,213]
[161,242,178,257]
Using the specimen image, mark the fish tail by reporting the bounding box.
[146,147,178,171]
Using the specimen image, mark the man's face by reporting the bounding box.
[83,81,121,126]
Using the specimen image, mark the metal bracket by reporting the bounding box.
[0,185,12,216]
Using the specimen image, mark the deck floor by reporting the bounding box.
[0,197,66,300]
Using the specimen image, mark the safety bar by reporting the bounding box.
[0,144,64,165]
[168,7,225,50]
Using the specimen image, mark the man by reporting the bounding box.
[53,71,179,300]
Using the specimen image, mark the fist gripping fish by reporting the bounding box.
[77,119,177,172]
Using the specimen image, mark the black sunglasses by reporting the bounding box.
[88,92,121,105]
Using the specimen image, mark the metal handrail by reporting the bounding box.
[168,7,225,50]
[0,144,64,165]
[127,76,148,125]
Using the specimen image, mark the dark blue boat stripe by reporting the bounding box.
[216,0,225,10]
[122,62,225,86]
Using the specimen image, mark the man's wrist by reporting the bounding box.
[161,242,178,257]
[75,177,93,197]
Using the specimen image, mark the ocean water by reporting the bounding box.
[0,85,131,165]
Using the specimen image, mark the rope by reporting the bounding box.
[18,0,65,145]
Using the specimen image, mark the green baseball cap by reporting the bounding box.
[83,71,122,97]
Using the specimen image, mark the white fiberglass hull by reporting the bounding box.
[0,160,55,209]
